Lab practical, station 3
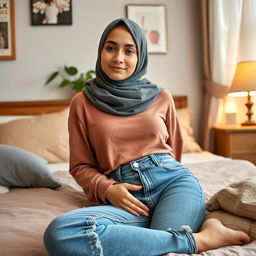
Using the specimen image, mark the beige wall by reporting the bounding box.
[0,0,203,138]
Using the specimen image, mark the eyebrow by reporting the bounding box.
[105,40,136,48]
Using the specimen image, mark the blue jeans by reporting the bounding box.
[44,154,205,256]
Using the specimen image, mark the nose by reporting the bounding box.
[113,50,124,64]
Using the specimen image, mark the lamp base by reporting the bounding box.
[241,120,256,126]
[242,92,256,126]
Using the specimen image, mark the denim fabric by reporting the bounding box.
[44,153,205,256]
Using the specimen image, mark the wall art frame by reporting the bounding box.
[31,0,72,26]
[126,4,168,54]
[0,0,16,60]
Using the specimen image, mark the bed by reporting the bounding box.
[0,96,256,256]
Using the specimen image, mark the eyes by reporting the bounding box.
[104,44,137,56]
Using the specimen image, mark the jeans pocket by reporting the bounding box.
[159,159,186,172]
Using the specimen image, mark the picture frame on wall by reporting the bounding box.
[126,4,168,54]
[31,0,72,26]
[0,0,16,60]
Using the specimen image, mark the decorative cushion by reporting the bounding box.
[176,108,202,153]
[0,144,60,188]
[0,108,69,163]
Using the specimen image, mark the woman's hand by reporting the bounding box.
[105,183,149,216]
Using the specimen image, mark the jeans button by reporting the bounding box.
[133,162,139,167]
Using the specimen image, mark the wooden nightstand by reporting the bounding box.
[213,125,256,164]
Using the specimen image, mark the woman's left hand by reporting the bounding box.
[105,183,149,216]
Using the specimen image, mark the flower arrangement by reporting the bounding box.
[45,65,95,92]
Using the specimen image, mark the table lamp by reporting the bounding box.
[228,61,256,125]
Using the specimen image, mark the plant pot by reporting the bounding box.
[148,31,160,44]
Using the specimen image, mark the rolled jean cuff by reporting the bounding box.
[166,225,198,254]
[181,225,198,254]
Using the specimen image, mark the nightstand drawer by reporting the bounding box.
[230,154,256,163]
[231,133,256,154]
[213,125,256,165]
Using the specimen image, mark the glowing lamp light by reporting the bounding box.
[228,61,256,125]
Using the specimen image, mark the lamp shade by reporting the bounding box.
[229,61,256,93]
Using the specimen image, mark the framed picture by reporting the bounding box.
[31,0,72,26]
[126,4,168,54]
[0,0,16,60]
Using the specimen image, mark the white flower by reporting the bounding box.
[32,1,46,14]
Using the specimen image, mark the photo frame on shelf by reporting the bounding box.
[31,0,72,26]
[0,0,16,60]
[126,4,168,54]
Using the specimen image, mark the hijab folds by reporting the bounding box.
[84,18,162,116]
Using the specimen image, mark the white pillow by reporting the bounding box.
[176,108,202,153]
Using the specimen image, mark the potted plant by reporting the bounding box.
[148,30,160,44]
[45,65,95,92]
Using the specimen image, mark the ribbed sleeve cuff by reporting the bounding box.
[97,177,116,203]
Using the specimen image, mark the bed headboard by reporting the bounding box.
[0,99,71,115]
[173,96,188,109]
[0,95,187,115]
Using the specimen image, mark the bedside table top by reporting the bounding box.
[213,125,256,132]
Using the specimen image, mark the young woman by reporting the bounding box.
[44,18,250,256]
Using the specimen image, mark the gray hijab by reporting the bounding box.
[84,18,162,116]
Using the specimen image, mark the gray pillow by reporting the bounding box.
[0,144,60,188]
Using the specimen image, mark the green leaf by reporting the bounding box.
[59,79,70,88]
[72,80,85,91]
[64,66,78,76]
[45,71,59,85]
[86,70,95,76]
[150,30,159,34]
[86,70,96,80]
[45,65,95,93]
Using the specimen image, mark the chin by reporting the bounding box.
[108,74,127,81]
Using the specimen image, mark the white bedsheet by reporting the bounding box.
[182,151,227,164]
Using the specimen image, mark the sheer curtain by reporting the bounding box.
[239,1,256,60]
[200,0,243,151]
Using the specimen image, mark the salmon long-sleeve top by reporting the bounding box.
[68,90,183,203]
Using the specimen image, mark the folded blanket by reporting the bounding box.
[206,176,256,239]
[206,176,256,220]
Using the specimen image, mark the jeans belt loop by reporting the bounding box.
[149,154,162,166]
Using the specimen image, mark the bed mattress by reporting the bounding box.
[1,152,256,256]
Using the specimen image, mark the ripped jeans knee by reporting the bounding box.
[43,207,149,256]
[44,211,103,256]
[84,216,103,256]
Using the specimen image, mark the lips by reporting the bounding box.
[110,66,125,72]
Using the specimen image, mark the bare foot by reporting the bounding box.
[194,218,251,252]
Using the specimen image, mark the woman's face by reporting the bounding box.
[101,25,138,81]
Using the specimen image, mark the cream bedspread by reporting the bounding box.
[1,158,256,256]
